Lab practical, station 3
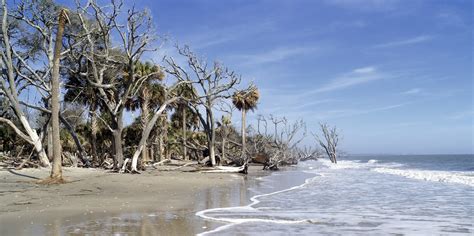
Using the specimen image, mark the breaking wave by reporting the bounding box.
[372,167,474,186]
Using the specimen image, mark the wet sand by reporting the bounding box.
[0,166,267,235]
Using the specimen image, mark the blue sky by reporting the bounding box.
[61,0,472,154]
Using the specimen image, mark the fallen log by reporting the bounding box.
[201,163,248,174]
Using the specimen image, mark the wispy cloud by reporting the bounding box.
[373,35,433,48]
[234,46,319,65]
[437,10,469,29]
[401,88,422,95]
[324,0,401,12]
[183,21,275,49]
[446,110,474,120]
[312,102,409,120]
[314,66,384,93]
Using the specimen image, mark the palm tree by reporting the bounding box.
[172,83,198,160]
[64,69,100,165]
[126,62,165,164]
[232,85,259,156]
[49,8,68,182]
[219,115,232,161]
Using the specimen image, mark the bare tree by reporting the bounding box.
[247,115,306,170]
[0,0,50,167]
[67,0,158,169]
[297,146,323,161]
[165,46,240,166]
[313,123,340,163]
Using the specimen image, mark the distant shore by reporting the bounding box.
[0,166,266,235]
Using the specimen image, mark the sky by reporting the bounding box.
[59,0,472,154]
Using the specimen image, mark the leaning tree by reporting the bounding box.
[313,123,340,164]
[0,0,54,167]
[125,62,165,164]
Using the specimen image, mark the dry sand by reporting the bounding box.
[0,166,266,235]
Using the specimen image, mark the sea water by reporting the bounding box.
[197,155,474,235]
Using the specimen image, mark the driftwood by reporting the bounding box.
[201,163,248,174]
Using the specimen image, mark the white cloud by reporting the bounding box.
[312,102,409,120]
[401,88,422,95]
[447,110,474,120]
[183,21,275,50]
[324,0,401,11]
[234,46,319,65]
[373,35,433,48]
[314,66,383,93]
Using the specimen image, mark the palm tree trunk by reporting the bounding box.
[158,115,164,162]
[90,109,98,165]
[50,9,67,180]
[221,136,225,161]
[182,108,187,161]
[163,111,169,160]
[140,93,150,164]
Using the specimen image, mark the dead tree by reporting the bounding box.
[297,146,322,161]
[313,123,340,164]
[164,45,240,167]
[247,116,306,170]
[67,0,158,169]
[0,0,51,167]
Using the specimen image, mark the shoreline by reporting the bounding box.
[0,166,270,235]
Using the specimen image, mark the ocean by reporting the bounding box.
[197,154,474,235]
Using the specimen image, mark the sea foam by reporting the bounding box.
[372,167,474,187]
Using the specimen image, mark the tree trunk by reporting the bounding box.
[241,109,246,155]
[0,0,50,167]
[47,123,53,161]
[50,9,67,180]
[150,145,154,161]
[112,129,124,169]
[209,118,216,166]
[128,102,171,172]
[90,109,98,165]
[59,115,89,166]
[20,116,50,167]
[209,140,216,166]
[140,90,150,163]
[163,112,169,160]
[221,137,225,161]
[182,108,187,161]
[158,119,164,162]
[112,112,124,169]
[205,106,217,166]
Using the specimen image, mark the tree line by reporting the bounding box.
[0,0,340,182]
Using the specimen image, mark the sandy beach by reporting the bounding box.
[0,166,266,235]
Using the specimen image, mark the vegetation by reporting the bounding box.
[0,0,340,180]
